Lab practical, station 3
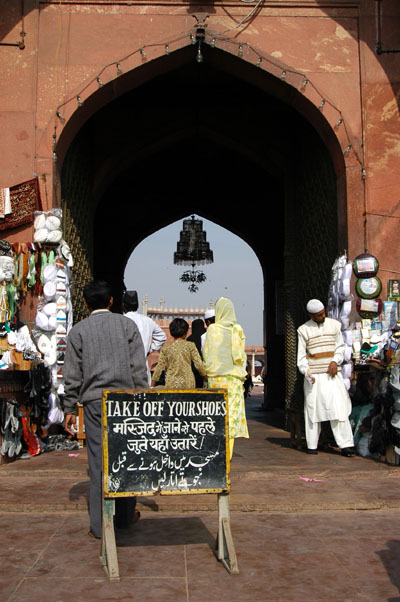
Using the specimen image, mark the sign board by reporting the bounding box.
[102,389,230,497]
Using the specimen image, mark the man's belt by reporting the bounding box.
[307,351,335,360]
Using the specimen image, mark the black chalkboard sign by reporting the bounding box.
[102,389,229,497]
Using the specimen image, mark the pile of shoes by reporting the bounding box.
[41,434,79,452]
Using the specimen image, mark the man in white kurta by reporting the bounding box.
[122,290,166,385]
[297,299,356,455]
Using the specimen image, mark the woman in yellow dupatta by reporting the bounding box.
[203,297,249,459]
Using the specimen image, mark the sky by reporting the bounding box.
[124,217,264,346]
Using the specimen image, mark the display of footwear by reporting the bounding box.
[1,401,23,459]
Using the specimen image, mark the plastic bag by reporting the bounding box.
[33,209,63,244]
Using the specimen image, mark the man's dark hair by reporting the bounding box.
[206,316,215,326]
[83,280,112,310]
[169,317,189,339]
[122,290,139,312]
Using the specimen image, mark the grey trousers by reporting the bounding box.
[84,401,136,537]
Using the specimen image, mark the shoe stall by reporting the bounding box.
[327,252,400,464]
[0,187,78,464]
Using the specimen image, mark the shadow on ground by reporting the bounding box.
[376,540,400,601]
[116,516,216,550]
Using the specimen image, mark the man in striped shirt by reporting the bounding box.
[297,299,356,456]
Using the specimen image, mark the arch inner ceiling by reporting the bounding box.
[61,52,342,410]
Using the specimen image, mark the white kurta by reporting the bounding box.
[297,318,352,423]
[125,311,166,384]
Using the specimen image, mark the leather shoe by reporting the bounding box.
[306,448,318,455]
[341,447,357,457]
[88,529,101,540]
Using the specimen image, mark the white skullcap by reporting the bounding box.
[34,214,46,231]
[306,299,324,314]
[44,348,57,367]
[204,309,215,320]
[56,323,67,336]
[43,264,57,283]
[43,280,56,299]
[46,216,61,231]
[56,295,67,309]
[36,311,49,331]
[37,334,51,354]
[56,281,67,294]
[48,315,57,331]
[56,310,67,323]
[34,228,48,243]
[43,302,57,317]
[56,268,68,283]
[47,229,62,243]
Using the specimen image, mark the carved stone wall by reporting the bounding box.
[61,127,95,322]
[284,127,338,411]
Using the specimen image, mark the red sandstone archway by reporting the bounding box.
[58,41,345,410]
[53,35,351,183]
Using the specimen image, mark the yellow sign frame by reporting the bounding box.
[102,388,230,497]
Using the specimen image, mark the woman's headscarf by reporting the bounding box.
[203,297,247,379]
[215,297,237,328]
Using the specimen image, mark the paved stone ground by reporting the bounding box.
[1,389,400,602]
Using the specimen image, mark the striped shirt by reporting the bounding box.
[297,317,345,375]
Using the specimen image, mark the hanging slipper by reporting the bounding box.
[3,402,12,430]
[7,437,16,458]
[9,403,19,434]
[0,436,9,456]
[0,398,7,430]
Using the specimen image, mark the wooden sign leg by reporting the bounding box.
[101,498,120,582]
[215,492,239,574]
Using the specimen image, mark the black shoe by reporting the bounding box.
[341,447,357,457]
[306,448,318,455]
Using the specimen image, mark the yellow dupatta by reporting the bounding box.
[203,297,247,380]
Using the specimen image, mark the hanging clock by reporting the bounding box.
[355,276,382,299]
[352,253,379,278]
[356,297,383,319]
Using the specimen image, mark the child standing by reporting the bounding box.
[151,318,207,389]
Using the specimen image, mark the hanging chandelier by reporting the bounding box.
[174,215,214,293]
